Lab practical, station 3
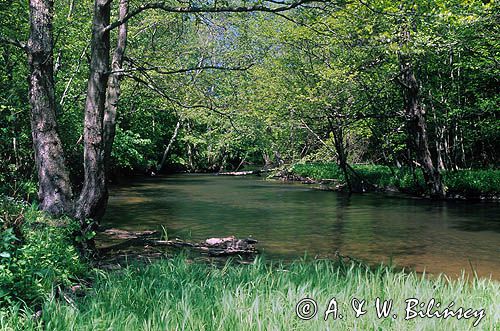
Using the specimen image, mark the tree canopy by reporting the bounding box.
[0,0,498,217]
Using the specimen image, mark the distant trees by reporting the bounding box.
[0,0,497,228]
[235,0,498,196]
[1,0,330,230]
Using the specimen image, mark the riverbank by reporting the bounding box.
[279,163,500,200]
[2,196,500,330]
[2,255,500,330]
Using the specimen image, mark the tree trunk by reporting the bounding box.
[104,0,128,173]
[332,126,352,193]
[157,120,181,172]
[398,13,445,199]
[28,0,73,216]
[186,122,195,171]
[399,57,445,199]
[263,153,272,169]
[429,90,446,171]
[76,0,111,221]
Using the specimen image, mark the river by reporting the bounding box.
[102,174,500,279]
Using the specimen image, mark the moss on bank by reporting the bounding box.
[290,163,500,198]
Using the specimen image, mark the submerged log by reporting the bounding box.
[218,170,260,176]
[218,168,277,176]
[154,236,258,256]
[101,230,258,257]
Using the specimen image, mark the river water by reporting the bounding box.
[102,174,500,279]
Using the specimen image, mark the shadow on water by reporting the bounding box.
[102,174,500,279]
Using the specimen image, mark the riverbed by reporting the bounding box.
[102,174,500,279]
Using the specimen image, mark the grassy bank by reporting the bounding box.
[1,256,499,330]
[290,163,500,198]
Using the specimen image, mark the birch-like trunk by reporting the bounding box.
[157,120,181,172]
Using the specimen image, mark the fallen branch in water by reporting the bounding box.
[102,228,159,239]
[218,170,260,176]
[100,230,258,257]
[218,168,277,176]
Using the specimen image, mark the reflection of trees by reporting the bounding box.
[330,193,351,256]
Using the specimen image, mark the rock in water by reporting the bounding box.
[205,236,236,246]
[203,236,258,256]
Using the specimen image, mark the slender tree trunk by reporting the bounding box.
[399,58,445,198]
[429,91,446,171]
[104,0,128,173]
[28,0,73,216]
[263,153,272,169]
[218,147,227,173]
[157,120,181,172]
[398,13,445,199]
[325,115,352,192]
[67,0,75,19]
[436,129,446,171]
[186,122,195,171]
[187,144,194,171]
[332,126,352,193]
[76,0,111,221]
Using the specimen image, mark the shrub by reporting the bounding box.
[111,126,154,171]
[291,163,345,181]
[0,197,88,307]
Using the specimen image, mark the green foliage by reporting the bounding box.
[1,256,499,330]
[111,127,154,171]
[0,103,35,200]
[444,170,500,197]
[0,197,88,307]
[291,163,499,197]
[291,163,425,192]
[292,163,346,181]
[1,0,498,183]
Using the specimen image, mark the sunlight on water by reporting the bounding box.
[102,174,500,279]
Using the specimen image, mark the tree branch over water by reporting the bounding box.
[111,60,254,75]
[104,0,331,32]
[124,72,238,127]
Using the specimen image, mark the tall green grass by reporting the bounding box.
[291,163,500,197]
[1,256,498,330]
[443,170,500,196]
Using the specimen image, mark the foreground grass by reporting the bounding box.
[1,256,499,330]
[291,163,500,197]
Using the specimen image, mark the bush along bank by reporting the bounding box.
[0,196,89,309]
[283,163,500,200]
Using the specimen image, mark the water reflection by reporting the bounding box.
[102,174,500,279]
